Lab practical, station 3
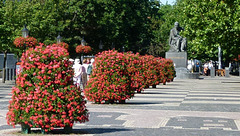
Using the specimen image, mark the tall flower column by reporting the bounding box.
[7,44,89,134]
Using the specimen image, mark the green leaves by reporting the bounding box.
[177,0,240,61]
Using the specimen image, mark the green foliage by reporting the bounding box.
[0,0,172,58]
[176,0,240,62]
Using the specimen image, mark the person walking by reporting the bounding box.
[81,59,88,89]
[73,59,82,87]
[87,58,94,81]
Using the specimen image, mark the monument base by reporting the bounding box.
[175,67,199,79]
[166,52,187,68]
[166,51,199,79]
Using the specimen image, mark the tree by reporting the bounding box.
[176,0,240,62]
[1,0,182,59]
[147,3,176,57]
[0,0,18,83]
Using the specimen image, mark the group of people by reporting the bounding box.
[203,61,213,76]
[72,58,94,89]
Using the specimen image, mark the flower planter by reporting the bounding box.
[105,99,114,104]
[64,125,72,134]
[137,90,142,93]
[41,129,46,134]
[119,100,126,104]
[21,125,72,134]
[21,124,31,134]
[152,85,156,88]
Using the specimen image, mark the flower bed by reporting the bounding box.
[83,50,176,103]
[7,44,89,132]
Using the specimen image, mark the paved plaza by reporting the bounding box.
[0,76,240,135]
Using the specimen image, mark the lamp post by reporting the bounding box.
[21,25,29,50]
[80,37,86,64]
[111,42,115,50]
[99,40,103,50]
[57,33,62,44]
[122,46,125,53]
[81,37,86,46]
[21,24,29,38]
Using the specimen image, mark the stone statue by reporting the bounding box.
[169,22,187,52]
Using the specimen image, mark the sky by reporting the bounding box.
[160,0,176,5]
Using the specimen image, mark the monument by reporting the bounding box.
[166,22,199,79]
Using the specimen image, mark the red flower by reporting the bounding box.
[13,36,38,48]
[7,42,89,131]
[76,45,92,54]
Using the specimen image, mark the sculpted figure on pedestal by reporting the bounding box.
[169,22,187,52]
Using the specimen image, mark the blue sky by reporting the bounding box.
[160,0,176,5]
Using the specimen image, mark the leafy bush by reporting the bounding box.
[7,44,89,132]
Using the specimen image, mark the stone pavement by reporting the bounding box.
[0,76,240,135]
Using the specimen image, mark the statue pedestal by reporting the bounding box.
[166,51,199,79]
[166,52,187,67]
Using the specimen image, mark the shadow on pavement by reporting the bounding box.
[125,102,163,105]
[0,86,13,89]
[140,92,169,94]
[146,87,173,90]
[11,128,133,135]
[74,128,133,135]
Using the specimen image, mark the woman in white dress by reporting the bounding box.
[72,59,82,87]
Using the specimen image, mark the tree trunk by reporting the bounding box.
[2,51,7,83]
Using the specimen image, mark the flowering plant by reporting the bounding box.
[7,44,89,132]
[76,45,92,54]
[84,50,135,104]
[161,58,175,83]
[13,37,25,48]
[124,52,146,92]
[52,42,69,49]
[14,36,38,48]
[83,50,176,103]
[140,55,161,88]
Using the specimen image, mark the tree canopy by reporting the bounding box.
[176,0,240,62]
[0,0,170,58]
[0,0,239,63]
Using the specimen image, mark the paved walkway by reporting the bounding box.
[0,76,240,135]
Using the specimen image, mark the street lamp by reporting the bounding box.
[99,40,103,49]
[122,46,125,52]
[81,37,86,46]
[21,24,29,38]
[57,33,62,43]
[111,42,115,49]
